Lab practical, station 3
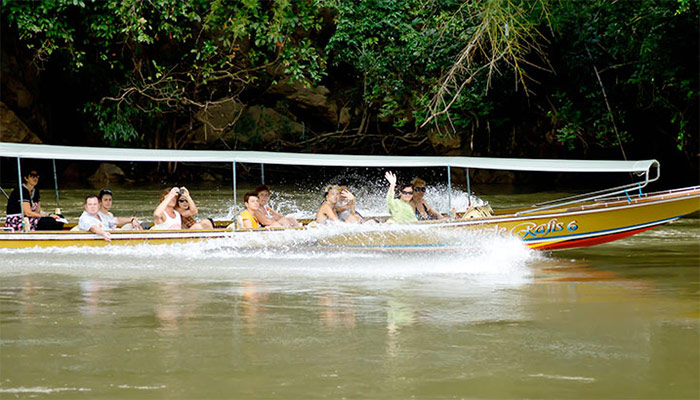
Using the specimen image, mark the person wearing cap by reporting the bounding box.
[384,171,418,223]
[97,189,143,230]
[78,194,111,241]
[4,169,64,231]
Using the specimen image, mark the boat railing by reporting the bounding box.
[515,167,659,216]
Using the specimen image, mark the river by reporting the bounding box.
[0,184,698,399]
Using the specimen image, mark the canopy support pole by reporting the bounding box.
[232,161,237,205]
[447,165,452,217]
[261,164,265,184]
[466,168,471,207]
[16,157,24,229]
[52,159,60,211]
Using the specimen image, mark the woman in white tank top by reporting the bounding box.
[153,187,183,230]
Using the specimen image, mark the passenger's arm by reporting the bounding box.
[425,201,446,220]
[154,187,179,224]
[21,201,42,217]
[90,224,111,241]
[271,208,284,219]
[179,187,198,215]
[254,209,281,226]
[316,203,339,223]
[385,171,397,203]
[116,216,141,226]
[336,190,357,213]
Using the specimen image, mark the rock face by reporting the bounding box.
[267,80,341,126]
[192,98,304,147]
[470,169,516,184]
[88,163,126,184]
[0,101,42,143]
[427,129,461,152]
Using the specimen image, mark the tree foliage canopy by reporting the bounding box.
[2,0,697,164]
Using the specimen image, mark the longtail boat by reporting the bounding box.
[1,142,698,250]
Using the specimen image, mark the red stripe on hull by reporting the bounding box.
[534,225,659,251]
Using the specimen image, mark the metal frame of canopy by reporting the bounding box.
[0,142,660,226]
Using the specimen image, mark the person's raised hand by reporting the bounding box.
[341,189,354,201]
[385,171,396,185]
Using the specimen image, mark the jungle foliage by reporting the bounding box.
[2,0,698,163]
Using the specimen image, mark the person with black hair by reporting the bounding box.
[384,171,418,223]
[4,169,64,231]
[254,185,299,227]
[98,189,143,230]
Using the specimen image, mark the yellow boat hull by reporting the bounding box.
[1,186,698,251]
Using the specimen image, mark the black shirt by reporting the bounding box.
[6,185,40,215]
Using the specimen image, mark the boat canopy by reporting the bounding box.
[0,142,658,174]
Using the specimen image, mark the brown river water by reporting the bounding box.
[0,184,698,399]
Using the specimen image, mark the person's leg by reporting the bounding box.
[36,216,63,230]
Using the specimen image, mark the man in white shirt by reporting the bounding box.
[78,195,111,241]
[97,189,142,230]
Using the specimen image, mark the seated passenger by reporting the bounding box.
[174,187,214,229]
[254,185,300,227]
[384,171,418,223]
[409,177,445,221]
[239,192,261,229]
[316,185,363,224]
[78,194,111,241]
[98,189,143,230]
[316,185,341,224]
[4,169,64,231]
[334,185,363,223]
[152,187,182,230]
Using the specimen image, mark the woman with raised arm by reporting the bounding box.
[384,171,418,223]
[152,187,182,230]
[174,187,214,229]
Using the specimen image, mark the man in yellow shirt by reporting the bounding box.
[238,192,261,228]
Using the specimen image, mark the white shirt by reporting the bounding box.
[78,211,104,231]
[98,211,117,230]
[152,209,181,230]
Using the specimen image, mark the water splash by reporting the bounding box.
[220,177,488,220]
[0,223,536,288]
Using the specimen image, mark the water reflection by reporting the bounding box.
[80,279,109,316]
[240,281,269,335]
[319,292,356,329]
[385,299,416,360]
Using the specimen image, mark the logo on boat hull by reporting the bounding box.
[487,219,579,239]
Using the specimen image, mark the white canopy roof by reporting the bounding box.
[0,142,658,174]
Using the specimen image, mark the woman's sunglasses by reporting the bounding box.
[413,187,426,192]
[178,198,188,203]
[401,190,414,195]
[29,173,39,178]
